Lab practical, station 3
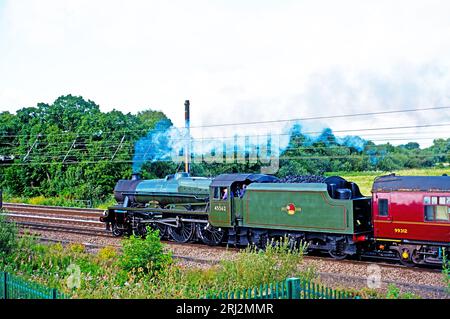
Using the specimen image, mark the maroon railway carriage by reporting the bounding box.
[370,174,450,266]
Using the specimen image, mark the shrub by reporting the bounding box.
[69,243,86,254]
[215,239,308,290]
[0,213,18,260]
[152,238,312,298]
[119,228,172,275]
[443,249,450,293]
[386,284,419,299]
[97,246,118,263]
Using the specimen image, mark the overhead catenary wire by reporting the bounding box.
[1,105,450,138]
[2,131,449,161]
[2,122,450,148]
[2,152,449,167]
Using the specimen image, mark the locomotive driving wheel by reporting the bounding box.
[153,223,168,239]
[112,224,124,237]
[328,240,348,260]
[328,249,348,260]
[197,224,226,246]
[168,220,195,243]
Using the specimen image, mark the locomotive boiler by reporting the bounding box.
[113,172,212,207]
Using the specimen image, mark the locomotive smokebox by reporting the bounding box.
[131,173,141,181]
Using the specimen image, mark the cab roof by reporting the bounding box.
[210,173,279,187]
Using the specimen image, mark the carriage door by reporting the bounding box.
[373,193,393,238]
[209,186,232,227]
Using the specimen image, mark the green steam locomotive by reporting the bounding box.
[100,172,372,259]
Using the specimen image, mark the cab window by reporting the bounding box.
[213,187,221,199]
[378,199,388,216]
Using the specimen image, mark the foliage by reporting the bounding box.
[443,248,450,293]
[0,95,170,203]
[0,232,422,299]
[119,228,172,275]
[97,246,118,264]
[152,238,313,298]
[385,284,418,299]
[0,213,18,260]
[1,94,449,205]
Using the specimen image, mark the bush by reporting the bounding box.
[152,238,312,298]
[443,249,450,293]
[0,213,18,260]
[386,284,418,299]
[119,228,172,275]
[215,239,309,290]
[97,246,118,263]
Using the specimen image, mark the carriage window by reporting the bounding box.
[424,205,450,222]
[424,206,434,221]
[378,199,388,216]
[423,194,450,222]
[436,206,449,221]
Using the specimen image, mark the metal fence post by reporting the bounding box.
[3,272,8,299]
[286,277,301,299]
[52,288,57,299]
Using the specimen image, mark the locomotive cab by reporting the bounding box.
[208,174,280,228]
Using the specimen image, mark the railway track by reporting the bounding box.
[2,202,108,237]
[2,202,104,218]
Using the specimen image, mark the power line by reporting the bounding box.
[1,106,450,138]
[7,137,449,161]
[1,123,449,147]
[3,152,449,167]
[188,106,450,129]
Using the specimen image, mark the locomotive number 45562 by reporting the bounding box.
[214,205,227,212]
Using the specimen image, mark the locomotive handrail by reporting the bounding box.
[120,191,209,201]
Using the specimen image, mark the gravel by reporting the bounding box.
[300,257,449,299]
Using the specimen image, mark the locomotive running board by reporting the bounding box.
[139,217,208,226]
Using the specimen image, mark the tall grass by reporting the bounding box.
[0,231,317,299]
[443,249,450,293]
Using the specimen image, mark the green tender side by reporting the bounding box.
[241,183,354,234]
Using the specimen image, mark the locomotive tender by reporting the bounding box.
[100,172,450,266]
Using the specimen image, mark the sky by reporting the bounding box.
[1,0,450,147]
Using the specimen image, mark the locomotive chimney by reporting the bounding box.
[184,100,190,174]
[131,173,141,181]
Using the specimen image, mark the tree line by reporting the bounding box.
[0,95,449,203]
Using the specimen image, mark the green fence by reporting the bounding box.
[0,271,66,299]
[206,277,359,299]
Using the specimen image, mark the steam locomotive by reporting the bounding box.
[100,172,450,266]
